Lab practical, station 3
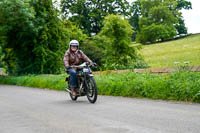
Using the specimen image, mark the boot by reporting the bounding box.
[71,87,77,96]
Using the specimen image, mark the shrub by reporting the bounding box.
[1,71,199,103]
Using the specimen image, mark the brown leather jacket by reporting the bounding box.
[63,49,92,68]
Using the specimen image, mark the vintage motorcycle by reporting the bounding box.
[65,62,98,103]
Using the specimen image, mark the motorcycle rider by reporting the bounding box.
[63,40,93,96]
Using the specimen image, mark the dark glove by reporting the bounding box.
[93,63,97,66]
[89,62,94,65]
[90,62,97,67]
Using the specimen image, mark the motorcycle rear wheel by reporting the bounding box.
[68,87,78,101]
[69,92,78,101]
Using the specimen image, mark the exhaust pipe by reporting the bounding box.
[65,88,72,93]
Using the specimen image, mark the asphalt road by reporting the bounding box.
[0,85,200,133]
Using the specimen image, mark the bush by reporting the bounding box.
[136,24,176,44]
[0,75,66,91]
[81,36,106,70]
[96,71,200,102]
[0,71,200,103]
[98,14,147,70]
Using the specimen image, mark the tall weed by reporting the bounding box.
[0,71,200,103]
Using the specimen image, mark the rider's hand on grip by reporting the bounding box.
[91,62,97,68]
[93,62,97,66]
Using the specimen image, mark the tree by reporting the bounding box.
[63,20,87,43]
[129,0,141,32]
[0,0,37,74]
[175,17,188,35]
[129,0,141,40]
[177,0,192,10]
[129,0,192,38]
[61,0,130,36]
[81,36,105,69]
[136,0,178,44]
[0,46,3,67]
[0,30,6,68]
[0,0,68,75]
[99,14,137,69]
[30,0,69,74]
[175,0,192,35]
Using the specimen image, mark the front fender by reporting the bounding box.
[88,74,94,77]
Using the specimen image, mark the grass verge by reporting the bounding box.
[0,72,200,103]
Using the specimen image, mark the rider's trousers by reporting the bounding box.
[67,68,78,88]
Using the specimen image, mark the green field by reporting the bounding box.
[138,34,200,68]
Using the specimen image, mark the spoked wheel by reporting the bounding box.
[69,94,78,101]
[86,77,97,103]
[69,90,78,101]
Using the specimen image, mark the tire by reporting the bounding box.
[86,77,98,103]
[69,92,78,101]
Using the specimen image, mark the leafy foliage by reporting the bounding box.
[99,15,138,69]
[81,36,106,70]
[175,17,188,35]
[63,20,87,43]
[0,0,68,75]
[0,46,3,67]
[129,0,141,41]
[1,71,200,103]
[97,71,200,102]
[136,0,178,44]
[0,0,193,74]
[129,0,141,32]
[63,21,104,69]
[31,0,69,74]
[136,24,177,44]
[177,0,192,10]
[61,0,130,35]
[0,0,37,74]
[175,0,192,35]
[129,0,192,43]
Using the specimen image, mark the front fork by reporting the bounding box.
[84,74,93,91]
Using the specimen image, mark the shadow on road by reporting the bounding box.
[51,99,90,105]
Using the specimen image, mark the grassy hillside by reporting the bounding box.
[139,34,200,68]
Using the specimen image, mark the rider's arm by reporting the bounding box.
[79,50,92,64]
[63,51,70,69]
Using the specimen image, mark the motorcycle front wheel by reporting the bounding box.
[86,77,98,103]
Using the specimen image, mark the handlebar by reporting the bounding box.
[69,62,97,69]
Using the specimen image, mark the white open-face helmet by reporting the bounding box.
[69,40,79,47]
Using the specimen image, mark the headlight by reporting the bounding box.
[83,68,89,73]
